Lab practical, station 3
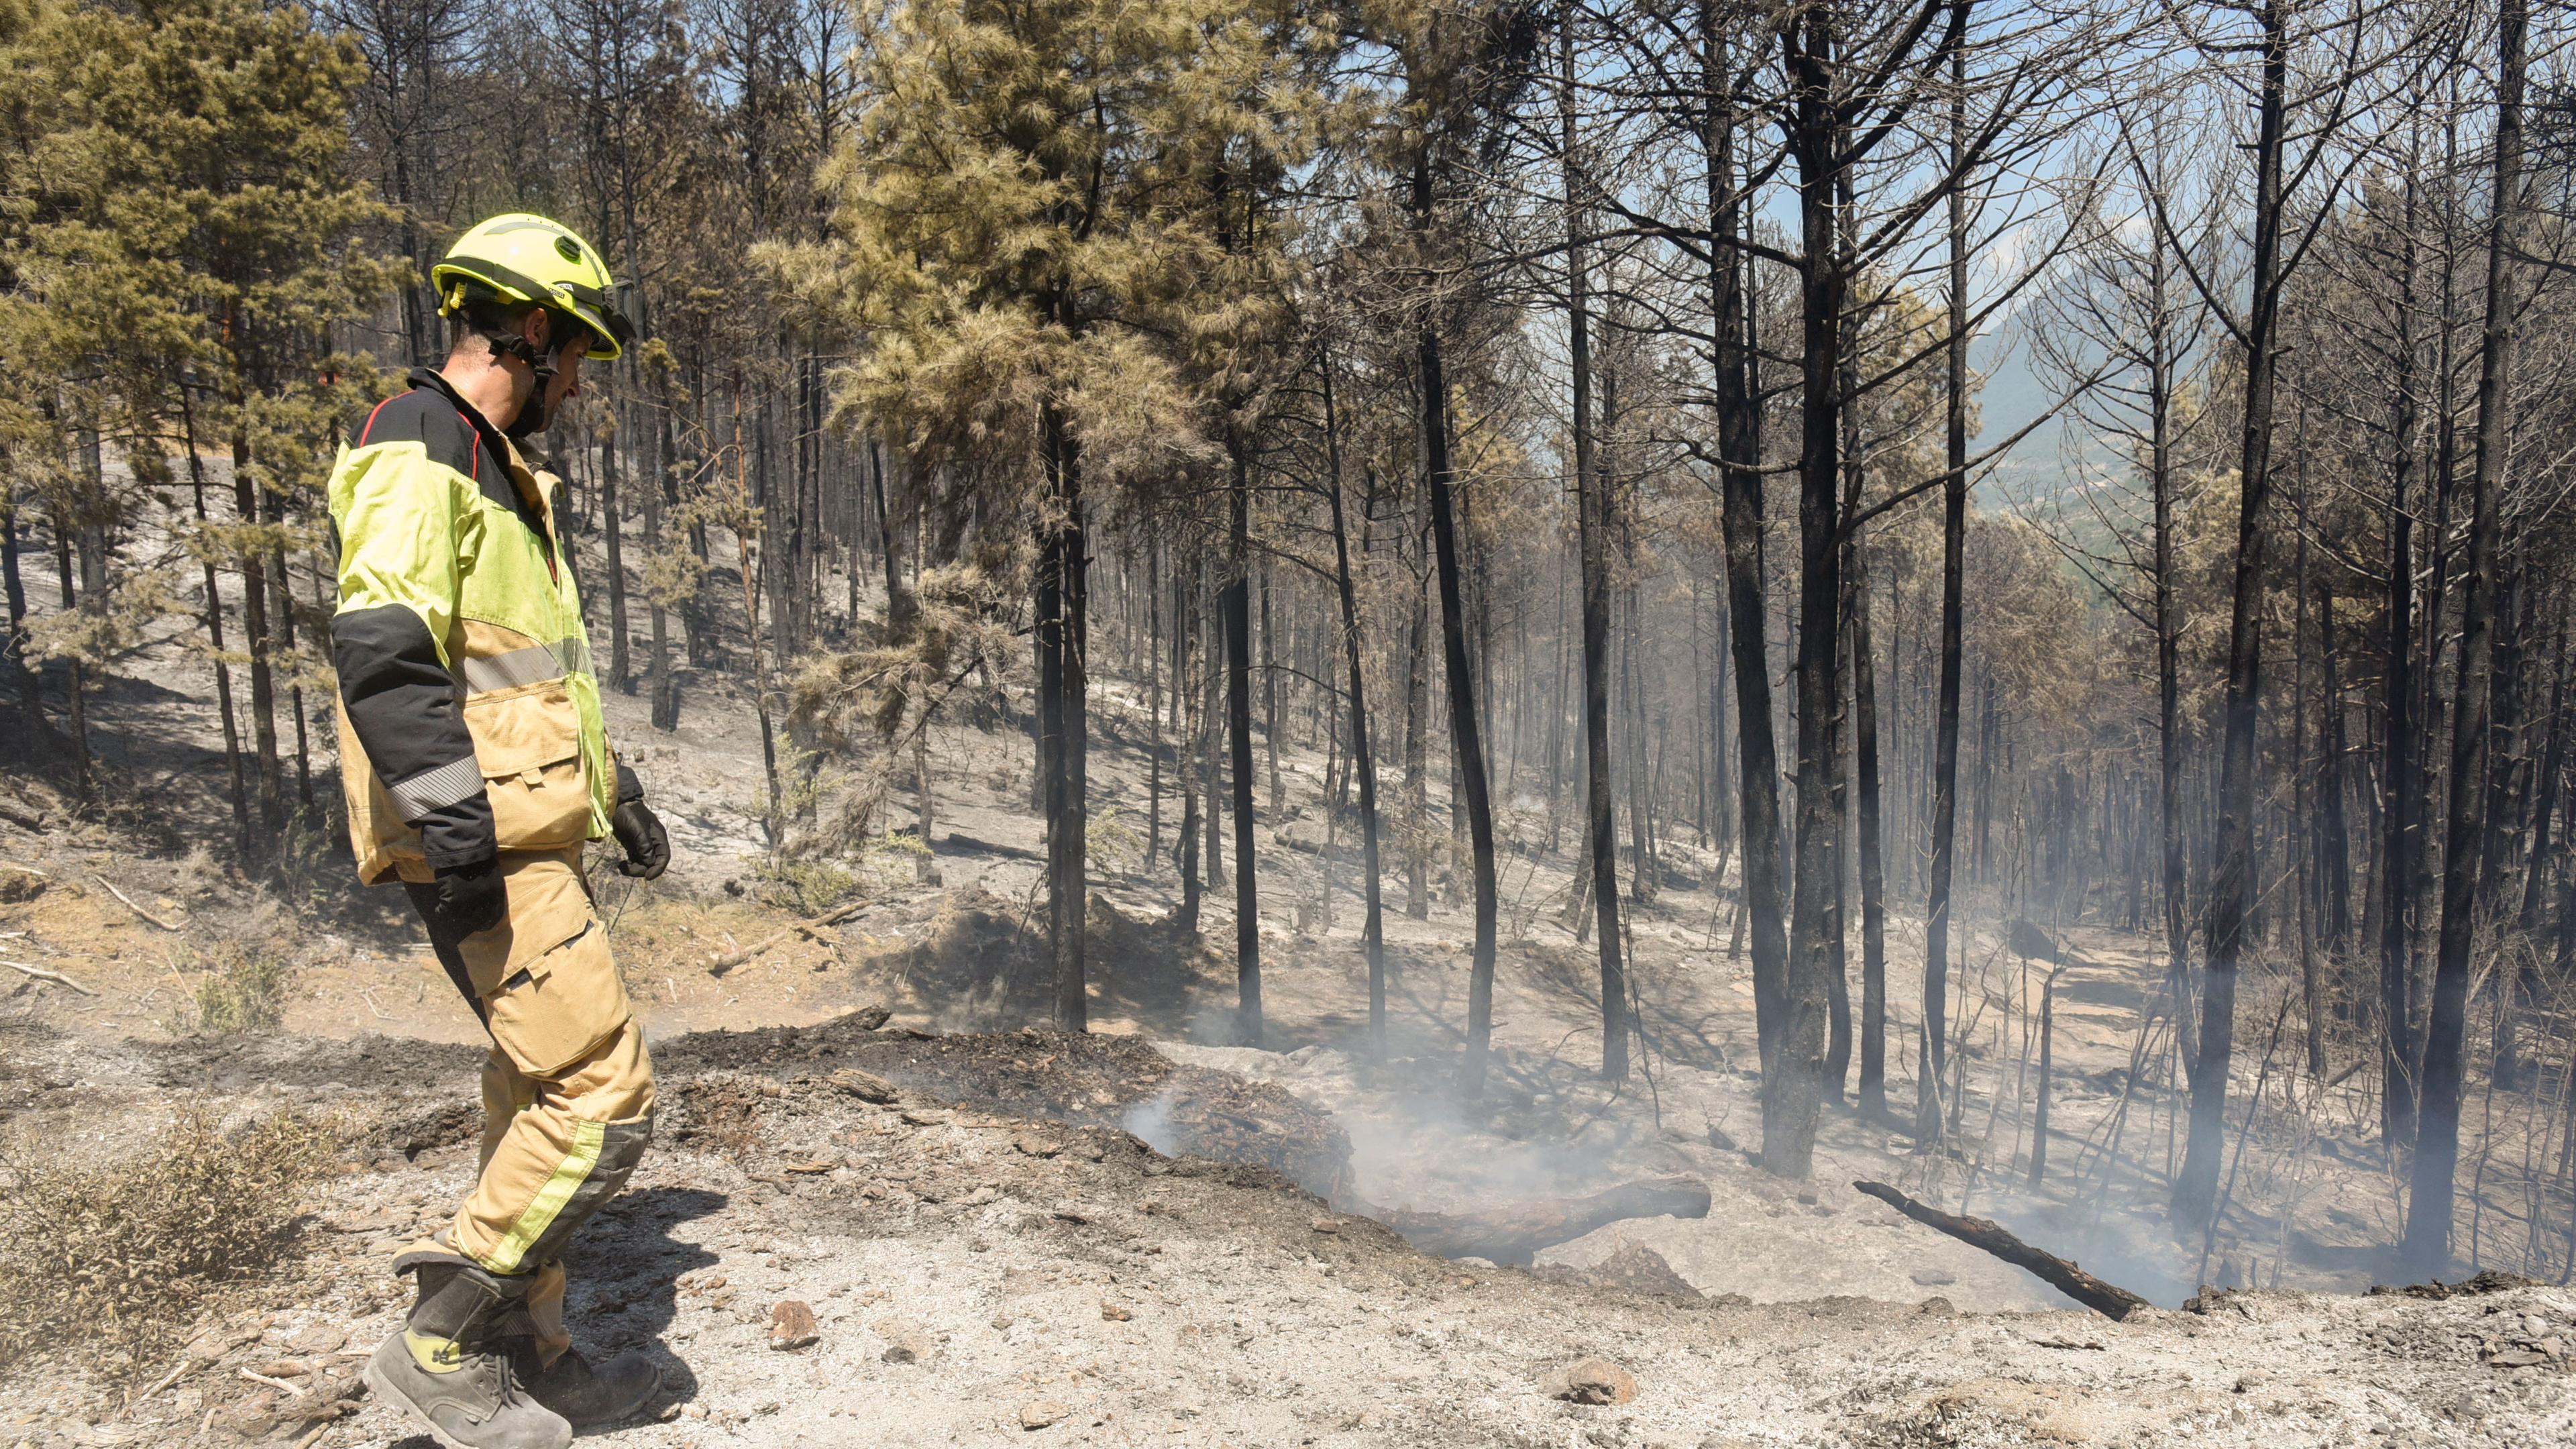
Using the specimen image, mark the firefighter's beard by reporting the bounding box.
[508,371,568,440]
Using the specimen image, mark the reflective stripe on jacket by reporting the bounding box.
[328,367,616,884]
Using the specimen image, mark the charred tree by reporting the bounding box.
[1564,14,1628,1082]
[1699,2,1788,1080]
[1413,146,1501,1098]
[1924,43,1972,1134]
[1175,553,1205,936]
[2406,0,2524,1278]
[1226,433,1263,1047]
[2380,164,2426,1148]
[2177,0,2291,1233]
[1038,400,1089,1032]
[1320,354,1388,1059]
[1403,576,1432,920]
[1854,546,1890,1120]
[176,383,250,852]
[1774,0,1849,1177]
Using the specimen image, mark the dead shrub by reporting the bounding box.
[0,1109,329,1372]
[191,938,289,1032]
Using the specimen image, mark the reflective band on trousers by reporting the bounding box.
[386,755,485,818]
[486,1117,605,1274]
[459,637,592,694]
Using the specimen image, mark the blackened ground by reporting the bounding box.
[653,1011,1353,1200]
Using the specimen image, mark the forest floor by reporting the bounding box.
[3,556,2574,1444]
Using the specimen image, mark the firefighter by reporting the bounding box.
[330,213,669,1449]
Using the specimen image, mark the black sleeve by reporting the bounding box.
[333,604,494,870]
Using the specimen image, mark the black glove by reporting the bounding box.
[433,856,509,936]
[612,763,669,880]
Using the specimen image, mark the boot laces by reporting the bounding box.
[464,1331,535,1414]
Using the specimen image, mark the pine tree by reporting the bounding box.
[11,0,396,837]
[0,0,69,739]
[776,0,1327,1030]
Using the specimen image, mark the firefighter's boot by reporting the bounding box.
[492,1262,661,1426]
[363,1256,572,1449]
[515,1342,661,1426]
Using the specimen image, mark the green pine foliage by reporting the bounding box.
[770,0,1326,496]
[2,0,397,820]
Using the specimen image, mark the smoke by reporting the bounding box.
[1119,1089,1181,1157]
[1337,1087,1640,1213]
[1992,1206,2196,1308]
[1185,1001,1241,1046]
[1157,1041,1679,1216]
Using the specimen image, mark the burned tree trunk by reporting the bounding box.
[2177,0,2290,1234]
[1772,4,1847,1178]
[1371,1177,1713,1267]
[1699,4,1786,1081]
[1403,580,1432,920]
[1925,49,1972,1133]
[1227,437,1263,1048]
[1424,328,1500,1095]
[1320,355,1388,1059]
[1037,399,1089,1032]
[600,411,631,689]
[2029,966,2057,1189]
[1411,148,1501,1097]
[1823,174,1863,1104]
[1856,1181,2149,1320]
[2407,0,2525,1279]
[1175,555,1204,936]
[1855,550,1889,1120]
[177,384,250,851]
[230,428,284,838]
[2317,576,2353,956]
[1563,15,1628,1082]
[2379,169,2425,1150]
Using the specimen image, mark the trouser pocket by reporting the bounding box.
[486,914,631,1079]
[414,849,632,1079]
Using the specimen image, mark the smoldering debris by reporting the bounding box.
[1854,1179,2151,1320]
[1117,1075,1355,1203]
[1364,1177,1714,1267]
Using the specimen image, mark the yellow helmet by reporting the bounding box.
[431,213,635,361]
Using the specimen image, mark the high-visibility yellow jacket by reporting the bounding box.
[327,368,619,885]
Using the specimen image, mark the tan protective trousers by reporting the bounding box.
[400,847,655,1360]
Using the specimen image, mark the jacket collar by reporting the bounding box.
[407,367,556,557]
[407,366,521,478]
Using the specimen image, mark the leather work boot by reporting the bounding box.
[512,1342,661,1426]
[363,1256,573,1449]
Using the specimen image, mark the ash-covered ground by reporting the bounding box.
[1,1006,2571,1448]
[5,600,2573,1447]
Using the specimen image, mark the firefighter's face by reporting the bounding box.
[507,311,584,437]
[535,341,584,431]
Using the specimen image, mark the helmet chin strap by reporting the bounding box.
[498,317,570,439]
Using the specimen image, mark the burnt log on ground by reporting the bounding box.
[1854,1179,2151,1320]
[1361,1177,1713,1266]
[942,831,1044,862]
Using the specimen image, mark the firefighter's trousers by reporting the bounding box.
[401,846,654,1360]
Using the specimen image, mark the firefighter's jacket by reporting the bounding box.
[327,368,616,883]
